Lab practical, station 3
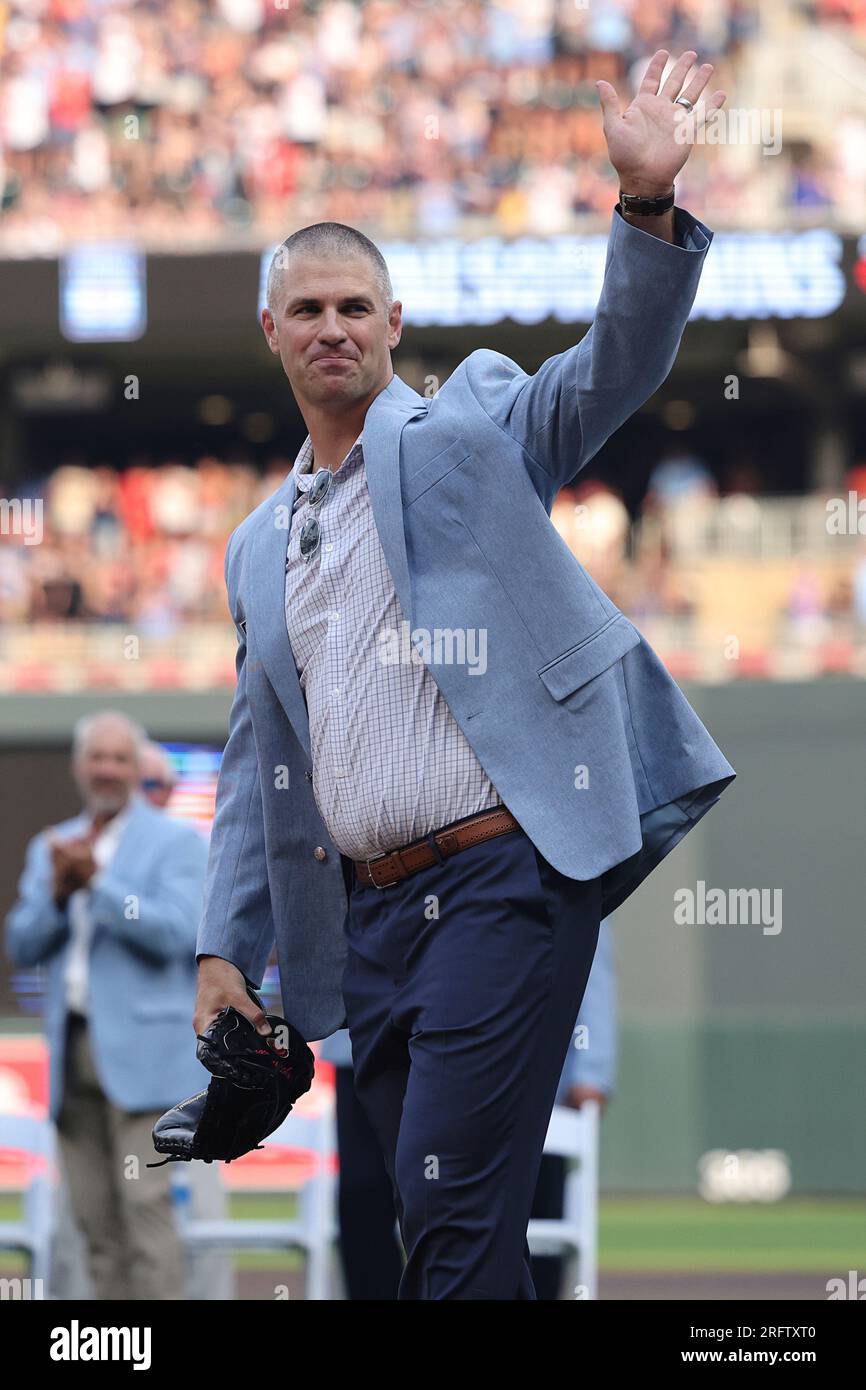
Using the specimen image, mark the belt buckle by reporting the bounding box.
[364,850,401,891]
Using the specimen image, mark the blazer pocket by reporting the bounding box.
[403,437,471,506]
[537,615,641,700]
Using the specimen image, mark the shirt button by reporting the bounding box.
[313,846,327,862]
[325,543,334,552]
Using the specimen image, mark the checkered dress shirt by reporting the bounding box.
[283,432,503,860]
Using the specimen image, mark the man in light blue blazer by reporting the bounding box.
[196,51,735,1299]
[5,711,209,1300]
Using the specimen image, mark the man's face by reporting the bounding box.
[140,749,175,808]
[260,251,402,409]
[73,723,140,816]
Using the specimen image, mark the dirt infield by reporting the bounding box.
[599,1272,834,1301]
[233,1267,833,1301]
[0,1258,834,1300]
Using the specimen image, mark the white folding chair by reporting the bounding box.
[527,1100,600,1299]
[0,1111,55,1292]
[172,1101,338,1301]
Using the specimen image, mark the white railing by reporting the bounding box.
[635,494,864,560]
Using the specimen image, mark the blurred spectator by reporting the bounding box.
[642,445,718,561]
[0,454,278,626]
[0,0,859,253]
[48,729,233,1303]
[556,479,630,559]
[4,710,209,1300]
[2,442,863,659]
[140,739,178,809]
[645,447,718,510]
[784,562,831,644]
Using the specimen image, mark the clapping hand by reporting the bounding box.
[49,832,98,906]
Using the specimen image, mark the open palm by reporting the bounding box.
[597,50,727,195]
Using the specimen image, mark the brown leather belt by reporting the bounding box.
[354,807,520,890]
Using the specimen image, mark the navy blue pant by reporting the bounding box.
[333,1065,405,1299]
[340,824,601,1300]
[333,1061,568,1299]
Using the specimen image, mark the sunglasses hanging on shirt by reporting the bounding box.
[299,466,334,563]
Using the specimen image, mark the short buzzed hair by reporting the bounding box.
[72,710,148,761]
[266,222,393,317]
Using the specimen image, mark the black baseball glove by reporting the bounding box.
[149,987,315,1166]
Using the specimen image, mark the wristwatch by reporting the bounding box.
[617,186,675,216]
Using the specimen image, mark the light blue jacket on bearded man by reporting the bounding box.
[6,793,209,1120]
[198,204,736,1043]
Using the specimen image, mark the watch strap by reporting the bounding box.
[617,187,675,216]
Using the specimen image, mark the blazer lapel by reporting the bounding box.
[247,373,427,761]
[248,469,314,758]
[362,374,428,623]
[105,793,153,865]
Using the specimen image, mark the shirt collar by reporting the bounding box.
[292,433,363,488]
[293,435,316,479]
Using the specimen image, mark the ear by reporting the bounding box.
[261,307,280,355]
[388,299,403,351]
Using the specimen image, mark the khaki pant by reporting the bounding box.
[56,1015,185,1301]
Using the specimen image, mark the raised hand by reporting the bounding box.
[596,49,727,195]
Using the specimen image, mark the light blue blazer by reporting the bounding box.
[5,792,209,1120]
[198,204,736,1043]
[319,915,618,1106]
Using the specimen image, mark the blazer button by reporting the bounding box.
[313,846,327,862]
[304,770,313,781]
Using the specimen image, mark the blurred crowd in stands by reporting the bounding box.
[1,0,865,253]
[2,452,866,647]
[0,456,286,628]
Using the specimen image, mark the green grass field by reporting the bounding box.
[598,1196,866,1272]
[4,1194,860,1277]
